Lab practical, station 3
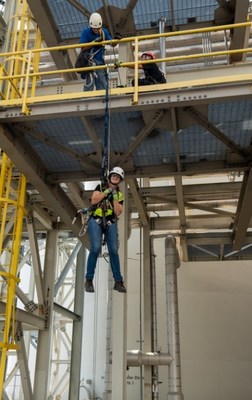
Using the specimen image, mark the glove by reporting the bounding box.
[80,208,88,214]
[114,32,122,40]
[94,37,103,43]
[103,187,112,196]
[114,61,122,69]
[113,190,119,201]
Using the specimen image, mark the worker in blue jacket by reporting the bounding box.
[79,12,118,91]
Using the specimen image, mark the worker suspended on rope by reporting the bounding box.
[84,167,127,294]
[77,12,121,91]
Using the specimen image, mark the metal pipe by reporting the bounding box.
[165,236,184,400]
[126,350,172,366]
[103,272,113,400]
[159,17,167,74]
[151,237,159,399]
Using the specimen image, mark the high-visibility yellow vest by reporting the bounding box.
[93,188,124,218]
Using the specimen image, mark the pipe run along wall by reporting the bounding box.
[165,235,184,400]
[127,350,172,367]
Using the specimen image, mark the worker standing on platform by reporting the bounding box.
[79,12,119,91]
[85,167,127,293]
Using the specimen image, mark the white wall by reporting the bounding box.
[177,259,252,400]
[152,236,252,400]
[80,230,252,399]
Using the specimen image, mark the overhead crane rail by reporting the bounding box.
[0,21,251,115]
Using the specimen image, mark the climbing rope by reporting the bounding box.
[101,64,111,183]
[73,63,112,237]
[100,64,112,244]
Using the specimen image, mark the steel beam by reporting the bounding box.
[26,0,76,80]
[183,106,249,160]
[148,214,236,231]
[81,116,103,162]
[16,324,33,400]
[53,303,81,321]
[68,244,86,400]
[54,240,82,296]
[65,182,90,209]
[14,123,99,170]
[0,125,88,246]
[26,214,45,305]
[30,204,53,230]
[0,302,46,330]
[65,0,90,18]
[127,178,149,226]
[1,68,252,122]
[33,230,58,399]
[46,162,249,183]
[232,168,252,250]
[229,0,250,62]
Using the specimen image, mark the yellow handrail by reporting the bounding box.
[0,21,251,111]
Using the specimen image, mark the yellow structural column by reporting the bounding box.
[0,152,27,396]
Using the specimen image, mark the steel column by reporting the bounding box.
[33,229,58,400]
[68,243,86,400]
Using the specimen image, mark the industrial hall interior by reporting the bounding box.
[1,0,252,399]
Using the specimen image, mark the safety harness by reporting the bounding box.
[80,48,103,90]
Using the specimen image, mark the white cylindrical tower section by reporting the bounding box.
[165,236,184,400]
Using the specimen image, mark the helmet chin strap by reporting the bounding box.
[108,178,118,186]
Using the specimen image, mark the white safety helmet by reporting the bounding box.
[89,13,102,29]
[108,167,124,180]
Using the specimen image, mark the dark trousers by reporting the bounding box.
[132,77,156,86]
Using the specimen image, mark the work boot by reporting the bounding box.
[85,279,94,293]
[113,281,127,293]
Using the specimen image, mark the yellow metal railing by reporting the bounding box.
[0,21,251,112]
[0,0,42,113]
[0,152,27,396]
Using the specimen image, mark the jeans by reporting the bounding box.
[86,217,123,282]
[83,61,106,91]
